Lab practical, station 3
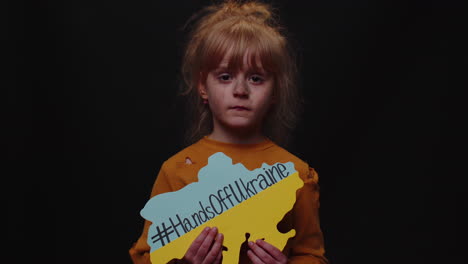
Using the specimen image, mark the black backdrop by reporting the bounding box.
[6,0,464,263]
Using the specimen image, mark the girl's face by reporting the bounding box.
[199,52,275,134]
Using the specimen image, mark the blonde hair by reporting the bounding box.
[179,0,303,147]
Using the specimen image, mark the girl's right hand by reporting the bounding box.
[181,227,224,264]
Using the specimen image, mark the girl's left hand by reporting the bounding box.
[247,239,287,264]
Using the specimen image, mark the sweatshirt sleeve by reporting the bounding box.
[286,167,329,264]
[129,162,173,264]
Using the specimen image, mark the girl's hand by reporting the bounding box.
[129,239,151,264]
[247,239,287,264]
[181,227,224,264]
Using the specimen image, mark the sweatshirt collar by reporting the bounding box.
[198,135,275,152]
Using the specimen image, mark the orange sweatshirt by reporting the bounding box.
[129,136,328,264]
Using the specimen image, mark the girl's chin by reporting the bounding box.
[220,119,256,130]
[225,117,252,128]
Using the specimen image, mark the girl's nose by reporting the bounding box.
[233,79,249,98]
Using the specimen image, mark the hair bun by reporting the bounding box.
[222,0,274,24]
[239,2,272,21]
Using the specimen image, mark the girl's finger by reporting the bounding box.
[255,239,287,262]
[248,241,276,263]
[203,232,224,264]
[213,243,224,264]
[195,227,218,260]
[247,249,264,264]
[184,227,211,261]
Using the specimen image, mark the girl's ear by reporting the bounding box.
[198,81,208,100]
[197,73,209,99]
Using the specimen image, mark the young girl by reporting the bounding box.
[129,1,328,263]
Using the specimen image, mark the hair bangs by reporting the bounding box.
[199,21,283,76]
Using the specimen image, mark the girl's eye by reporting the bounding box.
[218,74,232,82]
[249,75,264,84]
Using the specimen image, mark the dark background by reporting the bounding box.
[6,0,465,263]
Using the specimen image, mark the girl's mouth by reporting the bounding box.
[231,106,250,111]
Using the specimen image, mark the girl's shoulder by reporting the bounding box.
[267,144,318,182]
[160,140,208,171]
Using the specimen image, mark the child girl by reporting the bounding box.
[129,1,328,263]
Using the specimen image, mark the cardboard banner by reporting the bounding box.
[140,152,303,263]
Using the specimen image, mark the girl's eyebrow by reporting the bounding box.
[212,66,230,73]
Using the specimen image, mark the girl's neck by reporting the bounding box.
[207,125,267,145]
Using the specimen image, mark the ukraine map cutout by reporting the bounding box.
[140,152,303,263]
